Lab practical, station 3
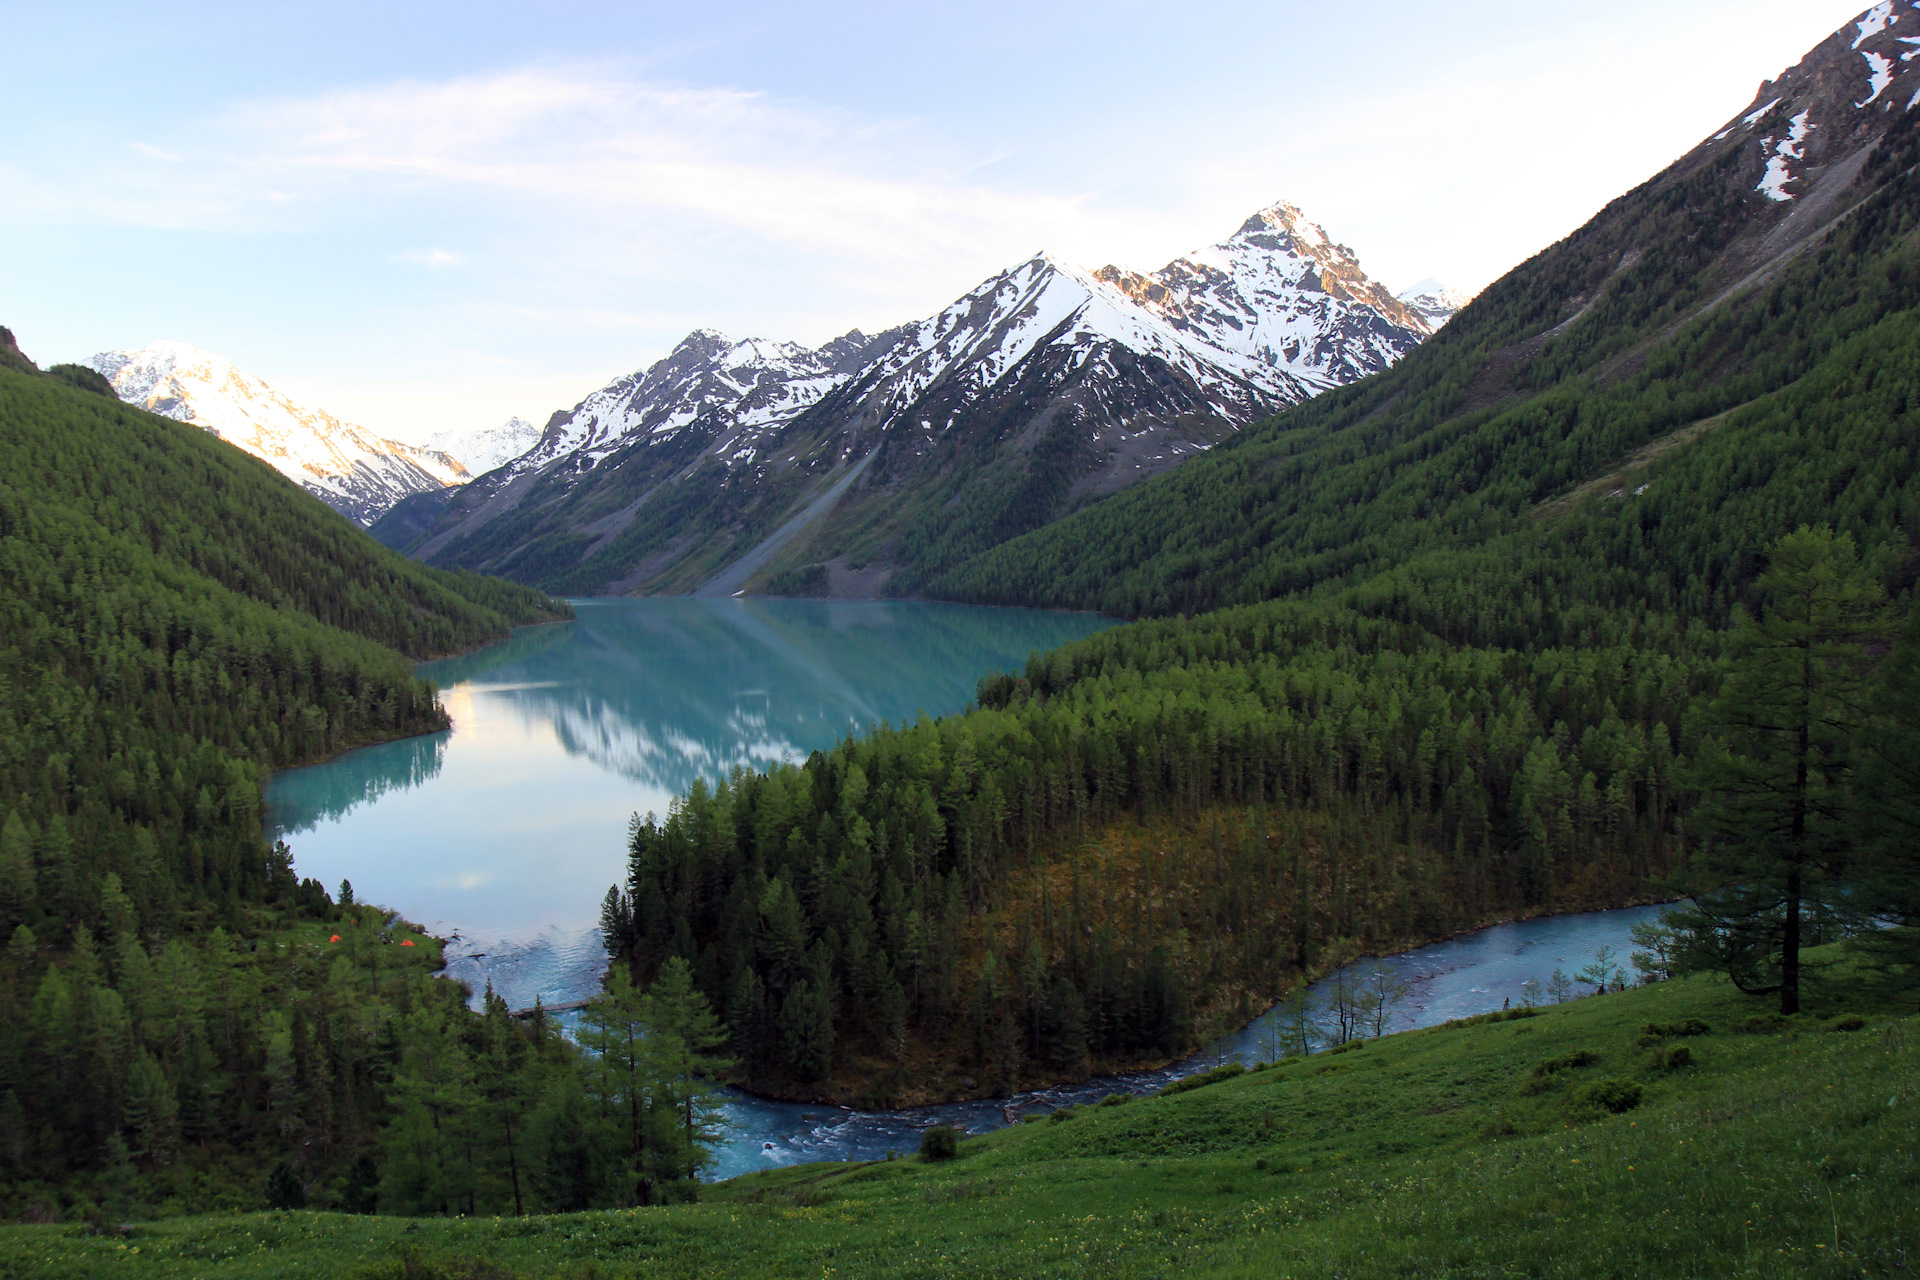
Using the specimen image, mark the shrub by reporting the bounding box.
[1571,1077,1644,1114]
[1661,1043,1694,1070]
[919,1125,960,1161]
[1733,1014,1789,1034]
[1159,1063,1246,1096]
[763,563,830,596]
[1098,1093,1133,1108]
[265,1161,305,1211]
[1829,1014,1867,1032]
[1532,1049,1601,1077]
[1048,1105,1079,1123]
[1327,1039,1368,1055]
[1642,1018,1712,1038]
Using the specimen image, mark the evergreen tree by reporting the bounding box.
[1671,528,1888,1013]
[1850,607,1920,992]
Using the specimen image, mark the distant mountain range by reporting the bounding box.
[426,416,543,477]
[376,201,1464,595]
[87,342,472,526]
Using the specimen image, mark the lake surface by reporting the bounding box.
[266,597,1115,1010]
[266,599,1673,1182]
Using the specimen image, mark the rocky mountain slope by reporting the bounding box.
[379,202,1449,596]
[88,341,471,525]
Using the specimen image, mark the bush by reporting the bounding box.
[1660,1044,1694,1070]
[1829,1014,1867,1032]
[1098,1093,1133,1108]
[1642,1018,1712,1038]
[265,1161,305,1210]
[1159,1063,1246,1095]
[1531,1049,1601,1077]
[763,563,830,597]
[919,1125,960,1161]
[1733,1014,1789,1034]
[1571,1077,1644,1114]
[1048,1105,1079,1123]
[1327,1039,1368,1055]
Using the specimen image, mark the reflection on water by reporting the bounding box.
[269,732,449,834]
[266,598,1113,1007]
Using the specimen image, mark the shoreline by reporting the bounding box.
[720,892,1684,1111]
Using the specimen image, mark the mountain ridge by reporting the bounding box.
[377,200,1455,596]
[88,340,473,526]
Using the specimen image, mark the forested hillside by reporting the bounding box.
[0,343,580,1212]
[928,102,1920,616]
[600,20,1920,1103]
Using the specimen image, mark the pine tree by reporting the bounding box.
[1850,606,1920,991]
[641,957,731,1183]
[1673,528,1888,1013]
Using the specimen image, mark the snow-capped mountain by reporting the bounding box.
[1692,0,1920,205]
[89,342,470,525]
[1396,279,1473,332]
[394,200,1447,594]
[505,202,1426,482]
[424,416,543,477]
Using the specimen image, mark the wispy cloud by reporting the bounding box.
[224,65,1144,267]
[13,63,1199,326]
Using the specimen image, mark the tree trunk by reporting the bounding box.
[504,1114,523,1217]
[1785,638,1812,1016]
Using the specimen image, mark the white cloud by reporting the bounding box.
[26,64,1196,325]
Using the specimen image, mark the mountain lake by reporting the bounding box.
[267,596,1674,1178]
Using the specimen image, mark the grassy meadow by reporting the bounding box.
[4,948,1912,1280]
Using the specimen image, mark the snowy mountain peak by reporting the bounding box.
[88,342,470,525]
[1396,279,1475,331]
[424,416,543,478]
[466,199,1440,521]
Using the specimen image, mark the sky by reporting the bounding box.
[0,0,1874,442]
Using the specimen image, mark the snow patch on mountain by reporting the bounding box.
[1854,1,1897,47]
[88,341,469,525]
[1396,279,1474,331]
[1756,110,1813,201]
[1859,50,1895,105]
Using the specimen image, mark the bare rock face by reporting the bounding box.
[397,201,1456,595]
[1711,1,1920,206]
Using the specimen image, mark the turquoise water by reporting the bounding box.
[266,597,1114,1007]
[264,598,1674,1179]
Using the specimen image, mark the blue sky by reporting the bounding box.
[0,0,1870,440]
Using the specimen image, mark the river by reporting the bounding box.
[265,597,1671,1180]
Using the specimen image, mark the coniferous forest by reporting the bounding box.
[0,348,700,1217]
[598,92,1920,1104]
[5,11,1920,1270]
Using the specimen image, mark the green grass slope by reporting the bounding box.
[9,954,1910,1278]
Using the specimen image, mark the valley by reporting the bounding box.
[3,1,1920,1272]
